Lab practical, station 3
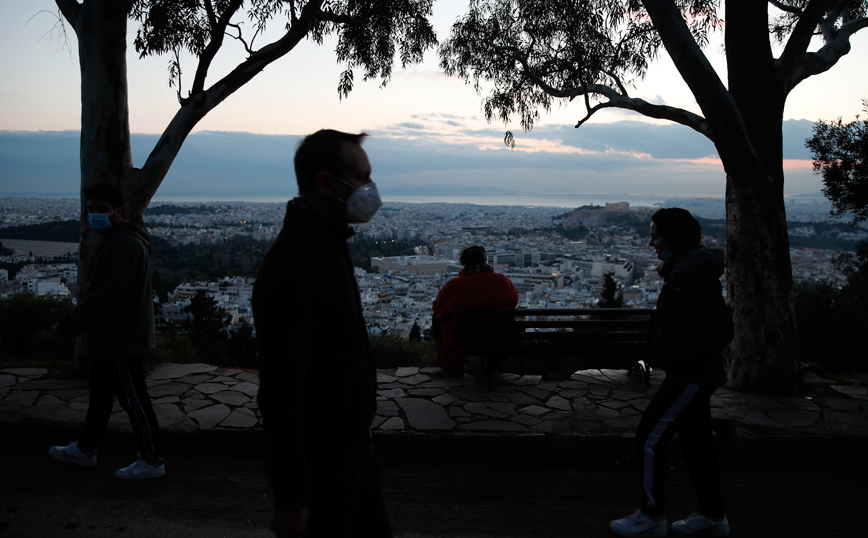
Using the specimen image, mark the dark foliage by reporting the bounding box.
[0,220,79,242]
[0,293,74,360]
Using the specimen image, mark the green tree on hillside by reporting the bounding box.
[183,289,230,364]
[48,0,436,370]
[440,1,868,393]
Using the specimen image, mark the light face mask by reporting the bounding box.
[88,209,116,231]
[333,177,382,224]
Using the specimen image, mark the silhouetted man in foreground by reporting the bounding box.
[49,184,163,480]
[253,130,390,538]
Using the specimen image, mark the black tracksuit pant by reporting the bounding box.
[636,376,723,518]
[78,357,162,464]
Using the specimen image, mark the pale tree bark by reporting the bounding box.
[56,0,135,371]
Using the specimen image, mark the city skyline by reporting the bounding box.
[2,2,867,204]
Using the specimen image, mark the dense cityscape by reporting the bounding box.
[1,196,864,339]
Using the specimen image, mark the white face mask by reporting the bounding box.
[333,177,382,224]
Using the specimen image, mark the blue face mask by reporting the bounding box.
[88,208,117,231]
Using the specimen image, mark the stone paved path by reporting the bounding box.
[2,364,867,442]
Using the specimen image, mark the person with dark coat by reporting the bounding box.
[432,245,519,375]
[49,184,163,480]
[611,208,734,537]
[253,130,390,538]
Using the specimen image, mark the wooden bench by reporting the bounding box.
[457,308,656,389]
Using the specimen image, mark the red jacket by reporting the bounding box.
[432,265,519,368]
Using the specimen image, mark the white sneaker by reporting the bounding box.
[610,510,668,537]
[114,457,165,480]
[671,513,729,536]
[49,441,97,467]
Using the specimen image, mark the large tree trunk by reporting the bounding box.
[722,2,800,393]
[63,0,135,371]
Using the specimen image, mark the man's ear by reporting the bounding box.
[315,172,334,196]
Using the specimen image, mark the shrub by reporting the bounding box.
[794,280,867,372]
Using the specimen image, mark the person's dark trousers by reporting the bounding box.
[78,356,162,464]
[635,376,723,519]
[307,447,392,538]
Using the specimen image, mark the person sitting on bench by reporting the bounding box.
[432,245,518,376]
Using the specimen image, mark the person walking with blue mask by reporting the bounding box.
[610,208,734,537]
[49,184,164,480]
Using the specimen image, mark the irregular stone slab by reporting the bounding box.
[209,376,238,384]
[598,399,630,410]
[510,413,541,426]
[377,400,399,417]
[12,379,87,391]
[486,402,516,415]
[109,410,129,425]
[176,374,215,385]
[377,373,398,383]
[595,406,620,419]
[153,396,181,405]
[379,417,405,431]
[232,381,260,397]
[147,383,190,398]
[588,384,611,398]
[221,407,258,428]
[396,397,455,430]
[557,380,588,390]
[235,372,260,383]
[371,416,386,429]
[399,374,430,386]
[558,389,586,399]
[599,369,632,384]
[830,384,868,397]
[465,402,508,418]
[449,406,471,418]
[461,421,527,432]
[189,404,231,430]
[419,367,442,374]
[433,394,458,406]
[506,393,540,406]
[780,397,821,412]
[822,409,868,434]
[2,391,38,407]
[147,363,217,381]
[377,388,405,399]
[211,368,243,376]
[409,388,444,397]
[496,373,520,382]
[767,409,819,428]
[395,367,419,377]
[823,397,861,411]
[196,383,229,395]
[741,411,785,429]
[419,380,453,389]
[0,368,47,377]
[514,375,542,386]
[153,404,187,428]
[571,371,615,386]
[44,388,90,400]
[451,386,486,402]
[66,400,88,412]
[211,390,251,406]
[182,398,213,413]
[1,375,21,390]
[621,407,642,417]
[35,394,66,408]
[519,405,550,416]
[546,396,572,411]
[517,386,550,400]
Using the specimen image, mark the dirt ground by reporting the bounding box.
[0,424,863,537]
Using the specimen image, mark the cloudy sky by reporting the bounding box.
[1,1,867,203]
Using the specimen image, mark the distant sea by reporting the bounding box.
[9,192,730,209]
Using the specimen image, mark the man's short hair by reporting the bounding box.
[460,245,487,266]
[294,130,369,196]
[651,208,701,253]
[84,184,124,209]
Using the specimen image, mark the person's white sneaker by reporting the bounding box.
[671,513,730,536]
[49,441,97,467]
[610,510,668,537]
[114,457,165,480]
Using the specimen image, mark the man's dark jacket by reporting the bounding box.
[654,247,734,386]
[253,199,376,509]
[57,221,155,361]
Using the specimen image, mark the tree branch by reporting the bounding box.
[786,15,868,89]
[53,0,80,28]
[641,0,760,181]
[139,0,326,198]
[190,0,244,97]
[779,0,835,77]
[768,0,803,14]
